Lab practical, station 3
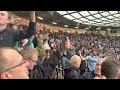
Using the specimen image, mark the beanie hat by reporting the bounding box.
[36,47,46,60]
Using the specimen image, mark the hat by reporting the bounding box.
[36,47,46,60]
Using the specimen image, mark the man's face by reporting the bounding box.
[95,60,104,76]
[8,56,29,79]
[27,54,38,70]
[45,53,50,60]
[0,11,11,25]
[93,51,97,56]
[70,44,74,50]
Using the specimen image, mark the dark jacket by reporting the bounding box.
[33,60,43,70]
[0,21,36,48]
[64,65,82,79]
[29,50,62,79]
[79,60,89,75]
[32,36,38,48]
[80,71,95,79]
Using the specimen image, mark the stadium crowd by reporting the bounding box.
[0,11,120,79]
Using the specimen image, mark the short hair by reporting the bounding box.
[101,60,120,79]
[0,47,18,74]
[91,48,97,53]
[19,46,39,59]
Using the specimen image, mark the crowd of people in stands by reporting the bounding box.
[0,11,120,79]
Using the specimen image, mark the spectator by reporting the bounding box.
[85,49,100,71]
[14,38,34,51]
[35,47,46,68]
[19,46,39,71]
[0,47,29,79]
[62,51,69,69]
[20,46,61,79]
[44,49,51,61]
[81,59,104,79]
[0,11,36,48]
[32,34,38,48]
[64,55,82,79]
[101,60,120,79]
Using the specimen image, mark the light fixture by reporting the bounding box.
[52,22,57,25]
[75,27,79,29]
[64,25,68,27]
[85,28,89,30]
[38,16,43,20]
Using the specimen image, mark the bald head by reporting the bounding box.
[0,47,29,79]
[0,47,22,73]
[71,55,81,68]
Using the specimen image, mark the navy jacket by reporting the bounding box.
[0,21,36,48]
[64,65,82,79]
[29,50,62,79]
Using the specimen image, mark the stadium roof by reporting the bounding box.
[11,11,120,30]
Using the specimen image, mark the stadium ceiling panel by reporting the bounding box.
[11,11,120,29]
[56,11,120,28]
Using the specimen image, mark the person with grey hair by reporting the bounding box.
[20,46,39,71]
[19,46,62,79]
[101,59,120,79]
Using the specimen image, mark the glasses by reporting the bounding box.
[1,59,26,73]
[28,57,37,63]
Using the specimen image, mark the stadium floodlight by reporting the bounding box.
[38,16,43,20]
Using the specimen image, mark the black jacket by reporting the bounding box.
[80,71,95,79]
[0,21,36,48]
[64,65,82,79]
[79,60,89,75]
[29,50,62,79]
[32,36,38,48]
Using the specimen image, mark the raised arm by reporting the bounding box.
[13,11,36,42]
[30,11,36,22]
